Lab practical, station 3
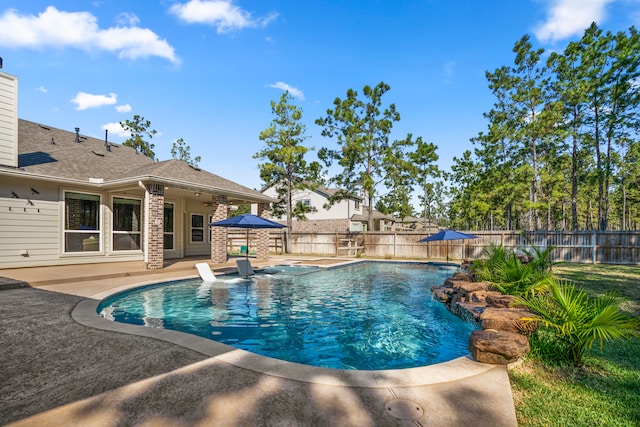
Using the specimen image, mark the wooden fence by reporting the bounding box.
[270,230,640,265]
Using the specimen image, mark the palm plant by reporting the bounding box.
[471,243,510,281]
[516,279,640,366]
[471,243,552,296]
[522,243,556,273]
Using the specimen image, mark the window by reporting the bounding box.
[191,214,204,243]
[354,200,360,210]
[64,191,100,253]
[164,203,174,250]
[112,197,142,251]
[303,199,311,208]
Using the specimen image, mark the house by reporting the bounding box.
[261,184,396,232]
[395,216,441,232]
[350,210,397,232]
[0,70,275,269]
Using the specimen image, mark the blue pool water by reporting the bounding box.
[98,262,477,370]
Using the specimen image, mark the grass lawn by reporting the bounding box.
[509,263,640,426]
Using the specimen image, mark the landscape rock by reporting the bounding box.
[485,294,517,308]
[431,286,450,303]
[480,307,537,333]
[453,301,486,322]
[450,292,464,306]
[444,277,467,287]
[435,273,535,365]
[453,281,494,294]
[469,329,530,365]
[468,290,503,303]
[452,272,474,282]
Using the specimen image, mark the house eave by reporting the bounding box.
[0,167,276,204]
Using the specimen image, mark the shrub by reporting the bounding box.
[516,279,640,366]
[471,243,552,296]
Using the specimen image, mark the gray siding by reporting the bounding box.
[0,178,144,268]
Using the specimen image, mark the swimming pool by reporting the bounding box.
[98,261,477,370]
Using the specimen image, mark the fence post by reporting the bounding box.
[393,233,397,258]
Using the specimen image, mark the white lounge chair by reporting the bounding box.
[236,259,255,278]
[195,262,217,282]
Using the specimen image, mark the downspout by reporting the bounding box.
[138,181,149,264]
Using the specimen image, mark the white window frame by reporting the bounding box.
[190,213,205,243]
[111,196,143,252]
[62,190,102,254]
[164,202,175,250]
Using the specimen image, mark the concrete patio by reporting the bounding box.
[0,257,518,426]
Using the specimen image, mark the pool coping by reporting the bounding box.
[72,264,495,389]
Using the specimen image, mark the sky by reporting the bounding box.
[1,0,639,195]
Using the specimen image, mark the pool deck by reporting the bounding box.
[0,256,518,426]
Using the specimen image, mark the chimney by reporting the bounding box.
[75,127,80,143]
[0,69,18,167]
[105,129,111,151]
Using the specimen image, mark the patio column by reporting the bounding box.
[210,195,228,263]
[147,183,164,270]
[256,202,271,260]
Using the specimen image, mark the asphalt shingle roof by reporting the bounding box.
[9,119,272,203]
[16,119,151,180]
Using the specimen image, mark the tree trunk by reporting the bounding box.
[367,194,374,232]
[571,108,579,229]
[593,94,606,230]
[602,134,611,230]
[530,135,541,230]
[286,180,292,253]
[622,184,627,230]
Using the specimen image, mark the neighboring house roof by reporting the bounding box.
[314,184,363,201]
[261,181,363,202]
[351,208,396,222]
[400,216,440,225]
[2,119,273,203]
[397,216,440,230]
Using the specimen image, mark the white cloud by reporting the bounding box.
[102,121,129,138]
[0,6,179,63]
[116,104,132,113]
[71,92,117,110]
[116,12,140,26]
[169,0,278,33]
[268,82,305,100]
[442,60,456,78]
[534,0,615,44]
[35,85,48,93]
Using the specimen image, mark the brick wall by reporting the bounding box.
[147,183,164,269]
[210,195,228,263]
[255,203,271,260]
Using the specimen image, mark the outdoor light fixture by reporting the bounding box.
[195,192,201,197]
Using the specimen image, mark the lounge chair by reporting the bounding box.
[236,259,255,278]
[195,262,217,282]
